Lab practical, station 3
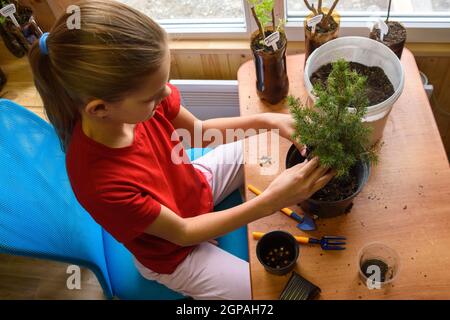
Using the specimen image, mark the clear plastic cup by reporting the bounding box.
[357,242,400,289]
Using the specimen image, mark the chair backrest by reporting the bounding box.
[0,99,113,298]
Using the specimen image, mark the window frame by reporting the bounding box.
[284,0,450,43]
[156,0,450,42]
[159,0,254,39]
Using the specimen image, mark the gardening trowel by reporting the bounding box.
[247,184,316,231]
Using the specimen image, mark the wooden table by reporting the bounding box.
[238,49,450,300]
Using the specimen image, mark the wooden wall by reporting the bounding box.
[170,53,252,81]
[168,41,305,80]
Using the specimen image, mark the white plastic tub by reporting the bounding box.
[304,36,405,146]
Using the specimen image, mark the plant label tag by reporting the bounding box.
[307,14,323,34]
[307,14,323,27]
[264,31,280,51]
[0,4,20,28]
[377,19,389,41]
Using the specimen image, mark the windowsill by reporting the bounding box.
[166,23,450,42]
[169,39,450,56]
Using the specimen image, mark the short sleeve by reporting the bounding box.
[160,83,181,120]
[92,187,162,244]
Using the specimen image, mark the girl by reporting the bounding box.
[28,0,334,300]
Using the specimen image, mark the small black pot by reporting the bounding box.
[285,144,370,218]
[256,231,299,276]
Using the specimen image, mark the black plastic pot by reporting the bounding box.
[251,29,289,105]
[285,144,371,218]
[256,231,299,276]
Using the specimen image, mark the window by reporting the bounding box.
[285,0,450,42]
[116,0,450,41]
[287,0,450,18]
[115,0,248,34]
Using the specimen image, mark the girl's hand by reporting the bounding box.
[263,112,307,156]
[261,157,336,215]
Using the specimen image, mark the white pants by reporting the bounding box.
[134,140,252,300]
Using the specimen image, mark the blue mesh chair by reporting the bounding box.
[0,99,248,300]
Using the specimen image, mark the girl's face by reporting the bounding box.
[108,48,172,124]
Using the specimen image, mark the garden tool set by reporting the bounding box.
[253,232,346,250]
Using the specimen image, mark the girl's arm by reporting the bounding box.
[171,105,299,148]
[144,157,335,246]
[144,190,274,247]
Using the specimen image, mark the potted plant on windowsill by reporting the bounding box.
[303,0,340,64]
[0,0,32,57]
[369,0,407,59]
[286,59,379,218]
[248,0,289,105]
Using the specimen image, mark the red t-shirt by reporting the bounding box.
[66,84,214,274]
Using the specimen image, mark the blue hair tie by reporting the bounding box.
[39,32,50,55]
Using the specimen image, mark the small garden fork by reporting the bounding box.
[253,232,346,250]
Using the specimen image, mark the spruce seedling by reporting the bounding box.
[289,59,379,178]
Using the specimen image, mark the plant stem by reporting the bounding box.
[303,0,317,15]
[271,9,276,29]
[251,6,265,39]
[323,0,339,25]
[386,0,392,22]
[318,0,323,14]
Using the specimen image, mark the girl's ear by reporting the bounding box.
[84,99,110,119]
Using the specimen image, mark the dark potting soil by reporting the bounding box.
[251,30,286,53]
[370,21,407,46]
[361,259,389,282]
[310,62,395,105]
[311,170,358,202]
[298,147,359,202]
[306,16,338,34]
[263,246,293,269]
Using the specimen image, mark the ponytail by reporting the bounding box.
[29,35,82,153]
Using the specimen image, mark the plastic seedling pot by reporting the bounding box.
[304,7,340,65]
[304,36,405,146]
[256,230,299,276]
[357,242,400,289]
[369,21,407,60]
[250,28,289,105]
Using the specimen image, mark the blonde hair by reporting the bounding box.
[28,0,167,152]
